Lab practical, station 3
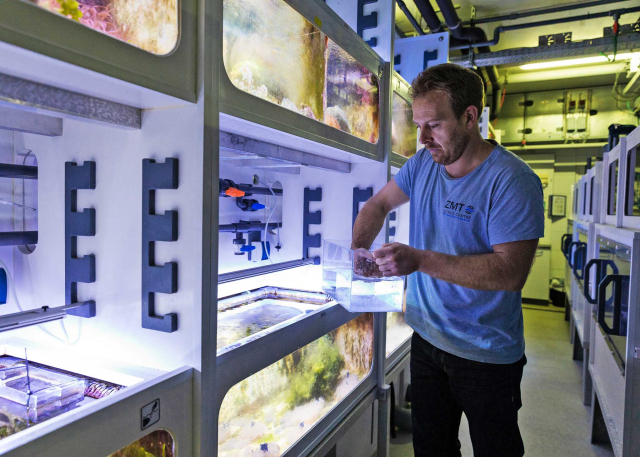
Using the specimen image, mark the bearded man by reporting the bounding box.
[351,63,544,457]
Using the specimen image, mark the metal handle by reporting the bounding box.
[561,234,572,259]
[583,259,603,304]
[598,275,622,335]
[567,241,580,268]
[572,245,587,280]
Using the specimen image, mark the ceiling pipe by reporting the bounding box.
[450,5,640,50]
[409,0,468,48]
[397,0,426,35]
[463,0,627,26]
[418,0,502,121]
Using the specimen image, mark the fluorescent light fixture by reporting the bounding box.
[520,52,640,70]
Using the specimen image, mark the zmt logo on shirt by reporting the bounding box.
[443,200,473,222]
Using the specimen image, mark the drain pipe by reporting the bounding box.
[409,0,468,48]
[416,0,503,121]
[397,0,426,36]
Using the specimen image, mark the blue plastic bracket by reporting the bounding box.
[389,210,397,237]
[0,268,6,305]
[142,158,179,333]
[357,0,378,47]
[423,50,439,70]
[65,161,96,318]
[353,187,373,229]
[303,188,322,264]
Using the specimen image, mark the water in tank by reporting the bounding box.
[223,0,380,144]
[218,313,374,456]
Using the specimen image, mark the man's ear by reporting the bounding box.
[464,105,479,130]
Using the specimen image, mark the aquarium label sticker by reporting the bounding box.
[314,16,322,29]
[141,399,160,430]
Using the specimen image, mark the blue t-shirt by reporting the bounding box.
[394,142,545,364]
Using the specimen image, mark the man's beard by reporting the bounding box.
[432,132,470,166]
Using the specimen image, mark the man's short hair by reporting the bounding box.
[409,63,485,119]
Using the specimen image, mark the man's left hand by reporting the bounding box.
[373,242,422,277]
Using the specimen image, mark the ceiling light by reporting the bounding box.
[520,53,640,70]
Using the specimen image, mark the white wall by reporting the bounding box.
[0,105,205,380]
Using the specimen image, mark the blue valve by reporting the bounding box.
[240,245,256,252]
[251,203,266,210]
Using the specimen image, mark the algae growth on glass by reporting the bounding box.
[391,92,418,158]
[386,312,413,357]
[218,313,373,456]
[223,0,380,144]
[24,0,178,55]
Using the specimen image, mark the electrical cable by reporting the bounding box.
[0,257,71,343]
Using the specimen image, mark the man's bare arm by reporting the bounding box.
[351,180,409,250]
[374,239,539,292]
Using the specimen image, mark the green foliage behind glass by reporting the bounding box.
[285,335,344,408]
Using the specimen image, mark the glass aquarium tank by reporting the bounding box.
[22,0,179,55]
[218,313,373,456]
[391,92,417,158]
[0,355,121,440]
[322,240,404,312]
[386,312,413,357]
[217,287,332,352]
[109,429,174,457]
[223,0,380,144]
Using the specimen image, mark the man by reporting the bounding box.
[351,63,544,457]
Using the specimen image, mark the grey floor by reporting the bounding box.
[390,307,615,457]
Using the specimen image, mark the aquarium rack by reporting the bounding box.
[141,158,179,333]
[65,161,96,318]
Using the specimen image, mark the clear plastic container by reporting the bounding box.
[0,365,85,421]
[322,240,404,312]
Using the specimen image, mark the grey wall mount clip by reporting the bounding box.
[65,161,96,318]
[142,159,179,333]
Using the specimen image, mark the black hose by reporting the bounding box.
[412,0,444,33]
[431,0,502,120]
[397,0,426,35]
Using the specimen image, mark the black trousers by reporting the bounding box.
[410,332,526,457]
